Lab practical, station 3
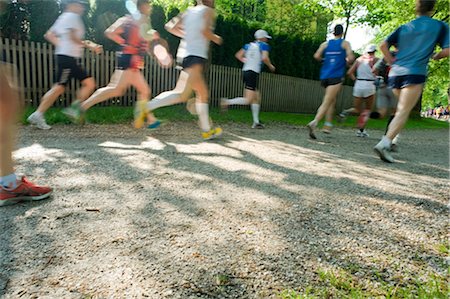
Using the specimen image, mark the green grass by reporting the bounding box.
[21,105,449,130]
[279,269,449,299]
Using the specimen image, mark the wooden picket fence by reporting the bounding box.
[0,38,353,114]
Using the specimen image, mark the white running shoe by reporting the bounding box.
[27,112,51,130]
[356,130,369,137]
[374,142,394,163]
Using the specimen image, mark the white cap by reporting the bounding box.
[365,44,377,53]
[255,29,272,40]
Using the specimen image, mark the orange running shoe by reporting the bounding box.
[0,177,52,206]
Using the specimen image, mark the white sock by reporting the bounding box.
[147,92,182,111]
[380,135,392,148]
[1,173,17,189]
[324,122,333,127]
[195,102,210,132]
[33,111,43,118]
[225,97,249,105]
[392,134,400,144]
[251,104,260,124]
[309,120,318,127]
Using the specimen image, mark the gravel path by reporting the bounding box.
[1,122,448,298]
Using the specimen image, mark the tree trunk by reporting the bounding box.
[343,13,350,39]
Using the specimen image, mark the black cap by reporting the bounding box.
[334,24,344,36]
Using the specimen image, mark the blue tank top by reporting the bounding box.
[320,39,347,80]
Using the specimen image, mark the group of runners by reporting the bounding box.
[0,0,449,206]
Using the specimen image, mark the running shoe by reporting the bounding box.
[251,123,264,129]
[202,127,223,140]
[27,112,51,130]
[0,176,52,206]
[338,111,348,123]
[147,120,161,130]
[134,100,149,129]
[63,100,85,124]
[374,143,394,163]
[356,130,369,137]
[306,123,317,140]
[322,125,332,134]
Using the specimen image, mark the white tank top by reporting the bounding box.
[354,55,376,90]
[184,5,209,59]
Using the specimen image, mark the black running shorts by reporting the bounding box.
[388,75,426,89]
[243,70,259,91]
[182,55,207,69]
[320,77,343,88]
[55,55,90,86]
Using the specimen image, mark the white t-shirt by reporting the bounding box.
[242,41,270,73]
[183,5,209,59]
[50,12,85,58]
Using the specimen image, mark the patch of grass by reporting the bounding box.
[279,269,449,299]
[435,242,449,255]
[21,105,449,130]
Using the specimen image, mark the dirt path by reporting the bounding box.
[1,123,448,298]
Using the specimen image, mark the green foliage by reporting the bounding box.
[27,0,60,43]
[279,269,449,299]
[0,0,30,40]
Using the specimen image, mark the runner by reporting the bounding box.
[140,0,223,140]
[63,0,162,129]
[220,29,276,129]
[374,0,449,163]
[0,62,52,206]
[372,49,400,151]
[306,24,354,139]
[340,44,378,137]
[27,0,102,130]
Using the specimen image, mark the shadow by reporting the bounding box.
[2,122,447,297]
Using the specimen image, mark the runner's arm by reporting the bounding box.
[261,51,275,72]
[203,8,222,45]
[105,17,126,45]
[235,49,246,63]
[380,41,395,65]
[313,42,327,61]
[165,14,184,38]
[432,48,449,60]
[342,40,355,64]
[347,60,358,81]
[44,30,59,47]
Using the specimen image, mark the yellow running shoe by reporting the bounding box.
[202,127,223,140]
[134,100,148,129]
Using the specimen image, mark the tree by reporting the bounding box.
[363,0,449,109]
[0,0,29,40]
[27,0,60,43]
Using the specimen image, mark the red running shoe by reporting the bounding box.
[0,177,52,206]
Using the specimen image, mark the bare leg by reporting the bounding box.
[37,84,65,113]
[148,71,193,111]
[187,64,213,132]
[311,83,342,125]
[0,64,19,177]
[81,70,129,111]
[386,84,423,140]
[131,71,157,124]
[76,77,96,102]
